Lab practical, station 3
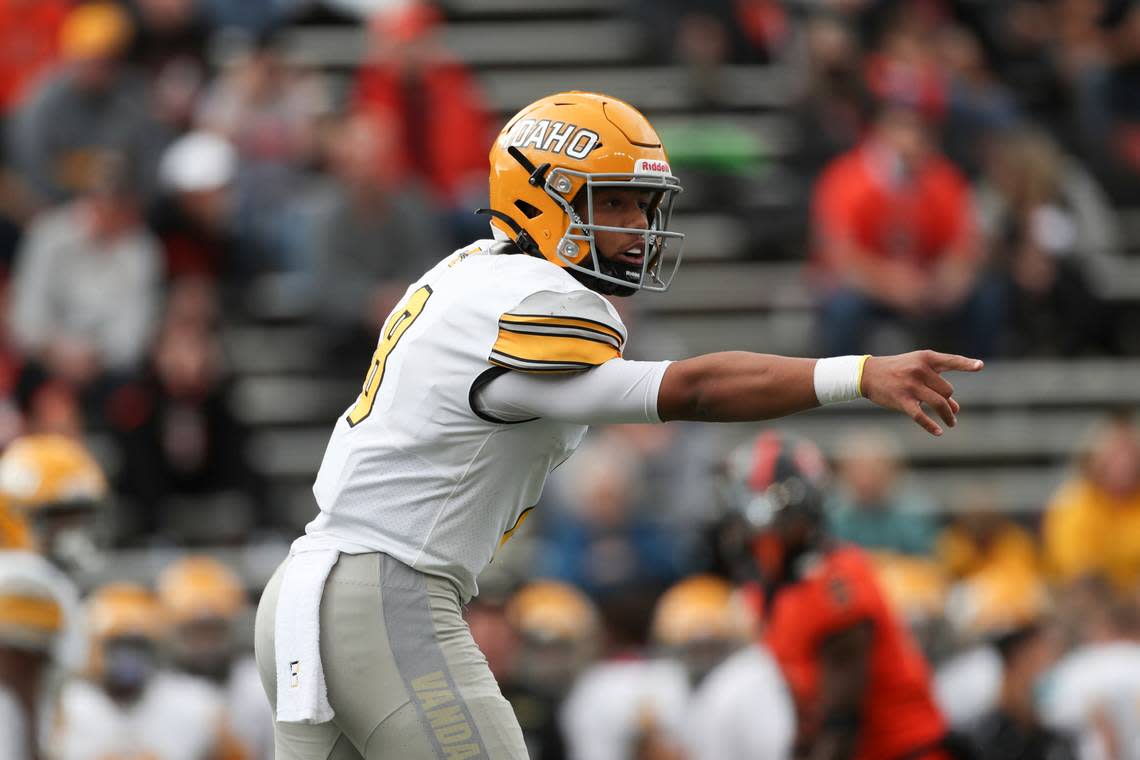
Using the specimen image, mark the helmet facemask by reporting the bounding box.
[551,168,684,296]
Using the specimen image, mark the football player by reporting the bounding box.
[561,575,747,760]
[724,431,957,760]
[0,553,67,760]
[254,90,982,760]
[54,582,246,760]
[0,434,109,673]
[502,581,600,760]
[158,556,274,760]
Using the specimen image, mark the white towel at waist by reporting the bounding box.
[274,546,340,724]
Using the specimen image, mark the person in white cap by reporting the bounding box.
[153,130,240,279]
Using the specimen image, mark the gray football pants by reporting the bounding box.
[254,552,528,759]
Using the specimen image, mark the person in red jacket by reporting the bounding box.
[352,1,492,243]
[724,431,961,760]
[811,104,1000,358]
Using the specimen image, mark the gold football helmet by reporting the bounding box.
[506,580,599,644]
[157,556,245,680]
[85,583,164,687]
[0,435,108,572]
[484,91,684,294]
[157,556,245,626]
[651,575,746,648]
[652,575,748,685]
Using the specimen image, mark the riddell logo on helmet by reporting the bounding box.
[499,119,600,160]
[634,159,671,175]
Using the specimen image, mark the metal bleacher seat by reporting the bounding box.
[212,4,1140,532]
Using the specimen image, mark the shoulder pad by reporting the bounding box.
[489,289,626,373]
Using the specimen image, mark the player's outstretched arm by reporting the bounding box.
[657,350,983,436]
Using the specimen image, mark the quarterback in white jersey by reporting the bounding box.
[255,90,983,760]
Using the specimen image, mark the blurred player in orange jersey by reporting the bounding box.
[158,556,273,760]
[723,431,965,760]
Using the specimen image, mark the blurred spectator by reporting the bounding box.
[6,2,164,206]
[984,0,1073,141]
[197,31,331,271]
[1079,0,1140,202]
[939,565,1057,755]
[9,156,161,412]
[1039,597,1140,760]
[1043,414,1140,593]
[864,18,948,122]
[871,553,952,661]
[827,429,939,556]
[937,502,1040,583]
[628,0,789,68]
[975,127,1118,356]
[199,0,281,35]
[811,104,999,357]
[934,25,1020,177]
[22,381,84,440]
[111,278,261,544]
[125,0,215,131]
[0,0,68,119]
[353,0,492,243]
[157,555,274,760]
[500,581,601,760]
[791,13,873,178]
[306,112,445,355]
[966,619,1077,760]
[151,131,244,282]
[603,423,721,535]
[539,437,683,650]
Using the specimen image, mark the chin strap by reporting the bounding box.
[473,208,541,257]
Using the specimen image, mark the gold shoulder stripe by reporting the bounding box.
[498,322,621,350]
[500,313,624,346]
[491,329,620,370]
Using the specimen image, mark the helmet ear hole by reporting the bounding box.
[514,200,543,220]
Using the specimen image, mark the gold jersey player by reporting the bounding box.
[254,91,982,760]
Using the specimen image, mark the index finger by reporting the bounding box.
[927,352,984,373]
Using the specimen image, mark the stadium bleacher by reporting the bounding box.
[202,0,1140,550]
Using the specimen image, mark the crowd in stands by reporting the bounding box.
[1,0,1140,758]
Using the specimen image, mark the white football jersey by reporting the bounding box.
[933,644,1003,728]
[223,657,274,760]
[301,240,628,600]
[1039,642,1140,760]
[0,550,84,672]
[0,686,29,760]
[53,670,232,760]
[560,659,691,760]
[685,645,796,760]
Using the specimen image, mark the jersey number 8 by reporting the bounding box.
[346,285,433,427]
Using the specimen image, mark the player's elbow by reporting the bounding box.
[657,359,708,422]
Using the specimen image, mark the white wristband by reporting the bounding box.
[814,355,870,405]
